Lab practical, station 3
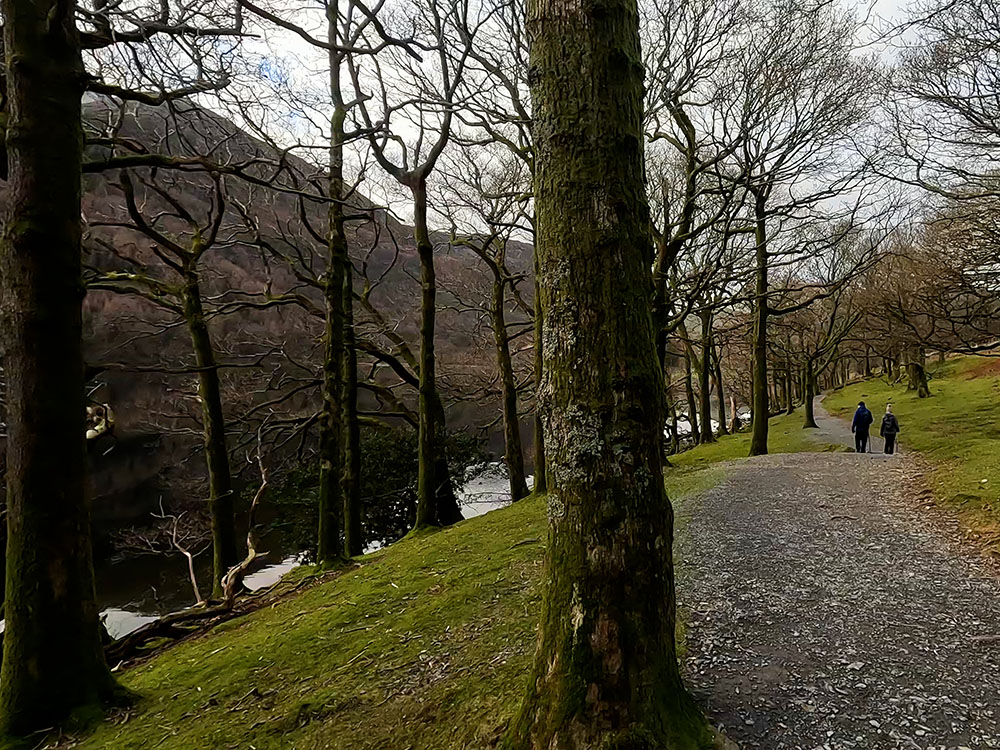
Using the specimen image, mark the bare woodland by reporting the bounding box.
[0,0,998,744]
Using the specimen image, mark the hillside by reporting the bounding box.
[1,98,535,522]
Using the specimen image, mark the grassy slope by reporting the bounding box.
[824,356,1000,549]
[52,412,826,750]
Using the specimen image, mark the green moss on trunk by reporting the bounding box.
[507,0,712,745]
[182,267,238,593]
[0,0,117,732]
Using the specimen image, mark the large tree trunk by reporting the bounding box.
[507,0,709,745]
[0,0,117,731]
[802,360,819,429]
[182,270,238,594]
[491,272,529,501]
[532,269,547,494]
[749,192,770,456]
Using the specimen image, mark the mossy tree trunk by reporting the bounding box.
[784,361,794,415]
[490,263,529,502]
[343,256,363,555]
[802,359,819,429]
[711,343,728,436]
[749,190,770,456]
[411,178,461,528]
[697,310,715,443]
[683,347,700,445]
[181,264,238,593]
[0,0,117,731]
[507,0,710,745]
[532,267,547,494]
[906,348,931,398]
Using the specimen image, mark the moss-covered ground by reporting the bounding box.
[824,355,1000,552]
[39,411,829,750]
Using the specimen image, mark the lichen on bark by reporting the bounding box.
[505,0,713,745]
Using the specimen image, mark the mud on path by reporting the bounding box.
[678,404,1000,749]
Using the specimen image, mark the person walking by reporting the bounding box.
[851,400,874,453]
[880,404,900,454]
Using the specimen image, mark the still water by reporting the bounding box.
[95,464,522,638]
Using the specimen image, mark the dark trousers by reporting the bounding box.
[854,431,869,453]
[884,434,896,454]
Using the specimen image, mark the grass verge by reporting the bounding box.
[824,355,1000,551]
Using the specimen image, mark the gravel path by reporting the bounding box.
[678,401,1000,749]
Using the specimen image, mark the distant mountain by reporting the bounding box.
[3,98,535,523]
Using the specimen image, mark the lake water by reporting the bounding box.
[93,464,522,638]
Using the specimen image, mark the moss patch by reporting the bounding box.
[824,356,1000,552]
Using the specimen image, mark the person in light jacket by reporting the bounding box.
[880,404,900,454]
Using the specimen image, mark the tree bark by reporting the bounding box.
[0,0,117,731]
[711,342,728,436]
[326,10,363,558]
[343,252,363,555]
[784,362,794,415]
[683,346,699,446]
[507,0,709,745]
[491,269,529,501]
[749,191,770,456]
[181,267,238,593]
[906,348,931,398]
[532,266,547,494]
[411,179,461,528]
[802,360,819,429]
[697,310,715,443]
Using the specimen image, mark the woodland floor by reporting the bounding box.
[678,402,1000,749]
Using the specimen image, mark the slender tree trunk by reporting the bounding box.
[0,0,117,730]
[411,179,461,528]
[683,347,700,445]
[711,343,728,436]
[803,360,818,429]
[784,362,794,415]
[343,256,363,556]
[326,16,363,558]
[507,0,709,743]
[182,268,238,593]
[697,310,715,443]
[749,192,770,456]
[491,272,529,501]
[532,267,547,494]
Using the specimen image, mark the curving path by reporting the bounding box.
[678,400,1000,749]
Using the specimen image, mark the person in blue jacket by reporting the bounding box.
[851,401,874,453]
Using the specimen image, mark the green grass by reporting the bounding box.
[51,480,721,750]
[824,355,1000,549]
[667,409,837,474]
[44,410,831,750]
